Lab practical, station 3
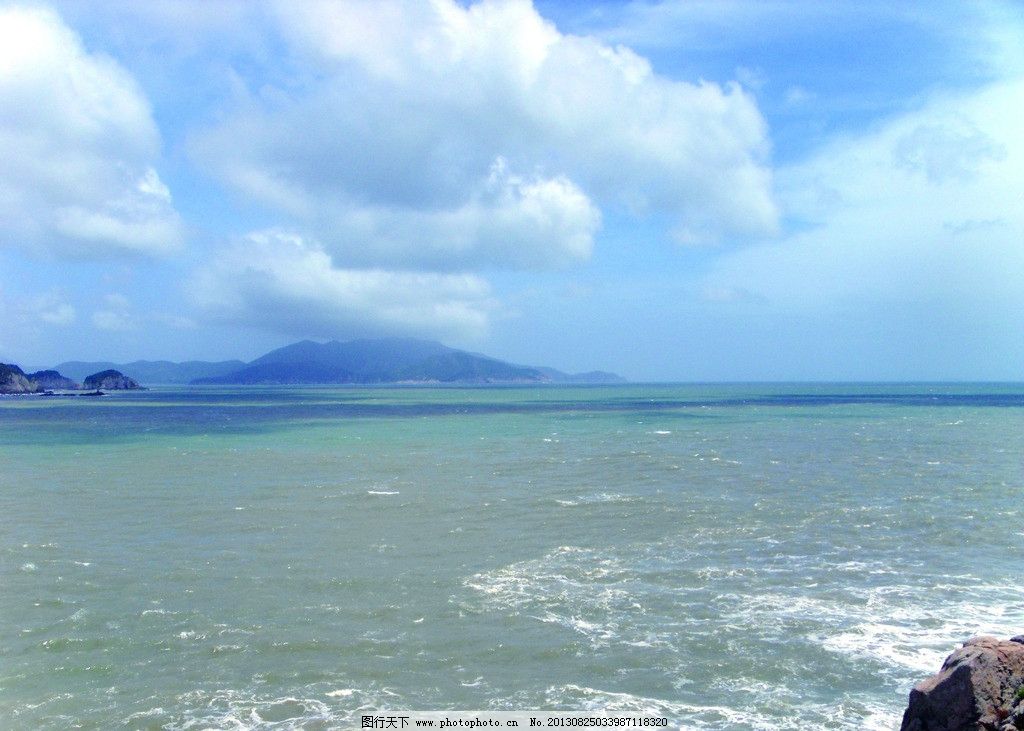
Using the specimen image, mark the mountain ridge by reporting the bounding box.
[195,338,564,385]
[45,338,625,386]
[54,359,246,384]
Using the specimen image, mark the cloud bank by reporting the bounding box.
[190,230,495,341]
[0,6,182,257]
[192,0,776,272]
[699,77,1024,374]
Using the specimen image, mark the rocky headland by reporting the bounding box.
[901,636,1024,731]
[0,363,39,393]
[0,364,142,394]
[27,369,80,390]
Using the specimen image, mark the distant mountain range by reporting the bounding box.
[54,359,246,384]
[53,338,625,386]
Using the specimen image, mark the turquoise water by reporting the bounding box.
[2,384,1023,729]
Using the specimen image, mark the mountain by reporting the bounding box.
[534,367,628,384]
[54,359,245,384]
[192,338,557,385]
[41,339,624,387]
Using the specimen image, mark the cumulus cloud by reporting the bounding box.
[0,6,183,257]
[190,230,495,340]
[191,0,776,269]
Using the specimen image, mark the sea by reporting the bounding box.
[2,383,1023,730]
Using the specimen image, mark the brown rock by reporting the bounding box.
[901,636,1024,731]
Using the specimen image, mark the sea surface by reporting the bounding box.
[2,383,1023,730]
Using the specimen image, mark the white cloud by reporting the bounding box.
[0,6,183,257]
[91,293,138,331]
[191,0,776,270]
[892,121,1007,183]
[302,158,600,270]
[152,313,197,330]
[702,78,1024,322]
[0,288,76,362]
[190,230,496,340]
[24,290,77,327]
[38,302,76,326]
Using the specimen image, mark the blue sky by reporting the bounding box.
[1,0,1022,380]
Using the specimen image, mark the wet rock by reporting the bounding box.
[901,636,1024,731]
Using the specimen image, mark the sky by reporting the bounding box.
[1,0,1022,381]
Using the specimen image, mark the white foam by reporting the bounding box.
[170,690,353,730]
[367,490,400,495]
[729,582,1024,675]
[462,536,1024,728]
[123,707,166,723]
[211,644,244,654]
[553,492,641,507]
[547,684,901,731]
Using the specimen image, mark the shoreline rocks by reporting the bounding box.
[901,636,1024,731]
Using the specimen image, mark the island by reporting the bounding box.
[0,365,143,394]
[5,338,624,391]
[82,369,142,390]
[189,338,626,386]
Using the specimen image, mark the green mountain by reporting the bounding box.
[192,338,554,385]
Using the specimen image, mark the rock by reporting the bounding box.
[82,369,142,390]
[901,636,1024,731]
[0,363,39,393]
[27,369,79,390]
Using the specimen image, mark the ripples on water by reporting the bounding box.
[1,384,1023,729]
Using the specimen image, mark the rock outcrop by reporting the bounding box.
[0,363,39,393]
[27,369,79,390]
[901,636,1024,731]
[82,369,142,390]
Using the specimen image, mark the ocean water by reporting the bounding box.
[2,383,1023,730]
